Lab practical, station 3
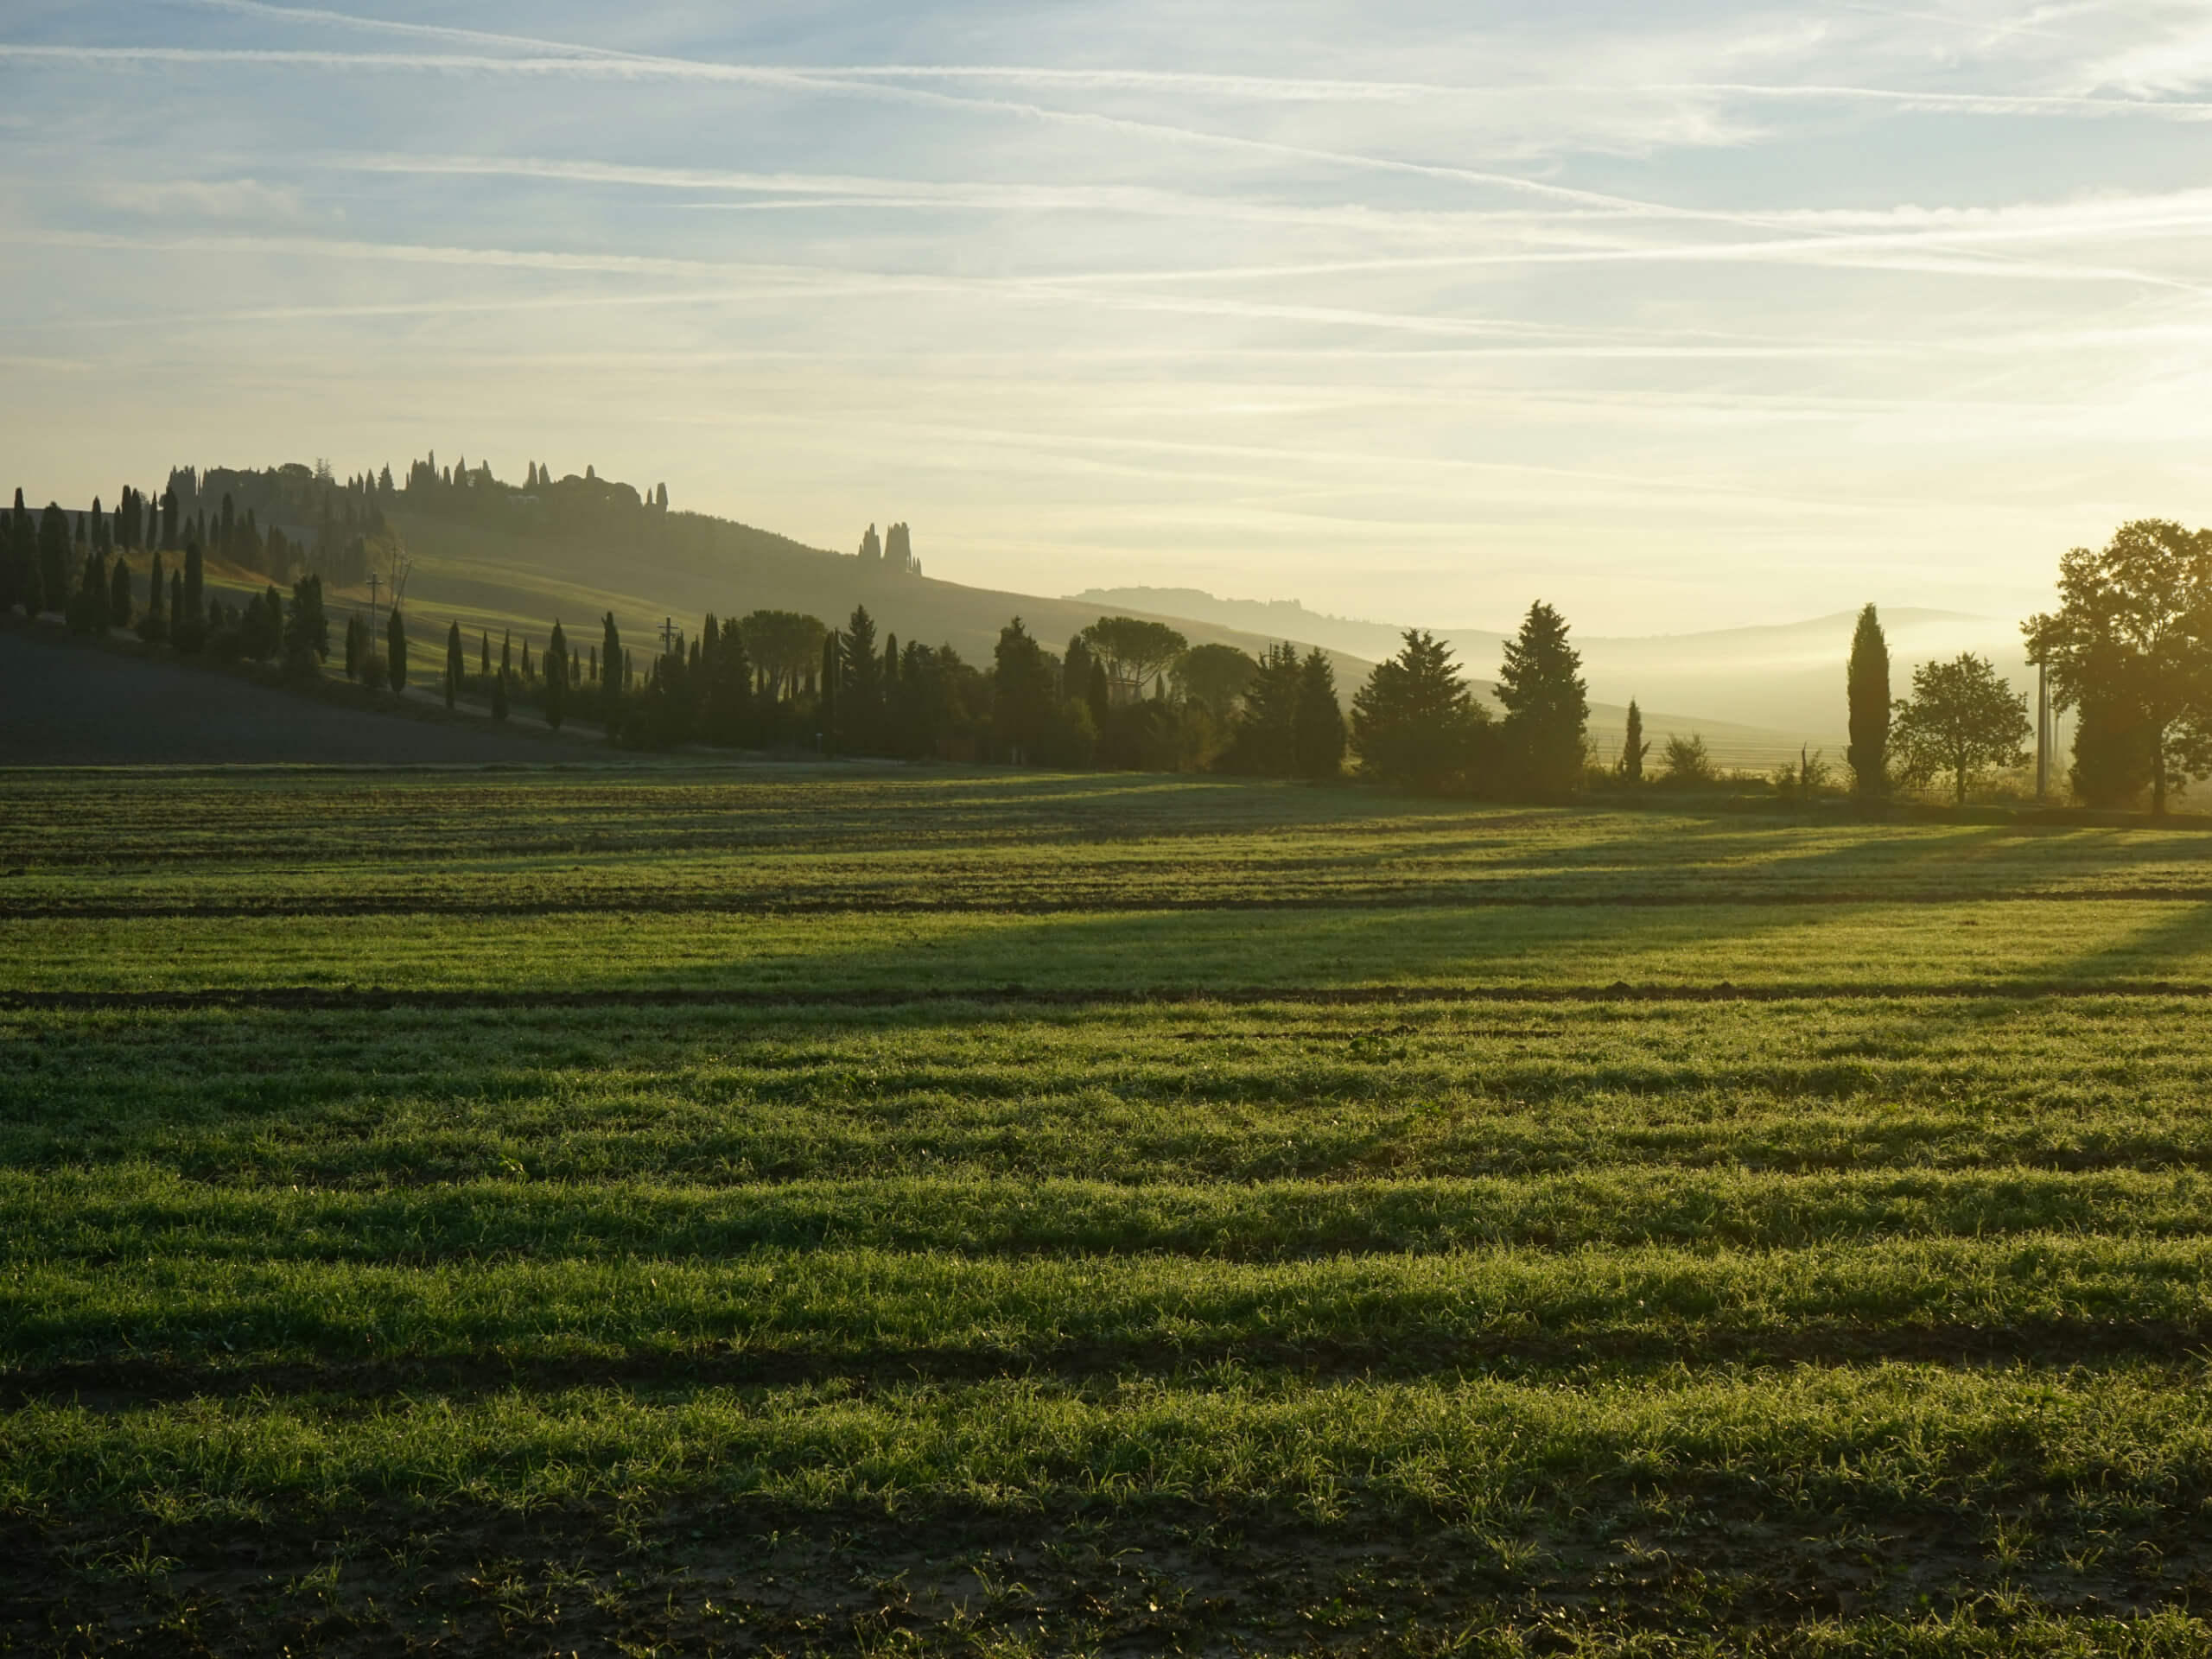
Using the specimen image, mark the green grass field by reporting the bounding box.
[7,768,2212,1655]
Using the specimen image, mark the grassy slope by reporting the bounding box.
[6,770,2212,1655]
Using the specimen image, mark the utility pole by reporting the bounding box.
[2036,663,2050,800]
[365,571,383,626]
[658,616,680,656]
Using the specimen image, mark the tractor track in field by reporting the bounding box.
[9,1317,2210,1410]
[7,886,2212,919]
[4,981,2211,1012]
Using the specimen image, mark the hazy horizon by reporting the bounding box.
[7,1,2212,633]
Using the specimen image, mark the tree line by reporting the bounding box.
[8,480,2208,811]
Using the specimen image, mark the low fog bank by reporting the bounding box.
[1078,588,2031,752]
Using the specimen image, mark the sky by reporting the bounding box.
[3,2,2211,634]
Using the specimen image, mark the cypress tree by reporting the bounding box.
[386,606,407,696]
[820,632,842,750]
[480,630,491,674]
[182,540,204,625]
[143,551,166,641]
[500,630,512,677]
[491,667,510,721]
[15,505,40,619]
[72,548,110,634]
[601,613,622,738]
[544,620,569,730]
[169,571,184,634]
[0,491,21,615]
[1087,660,1110,733]
[1621,699,1648,783]
[38,504,70,614]
[446,620,463,709]
[108,556,132,631]
[1846,603,1890,799]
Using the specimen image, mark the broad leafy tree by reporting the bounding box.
[1891,652,2032,805]
[1081,616,1186,703]
[1176,643,1256,721]
[2024,519,2212,813]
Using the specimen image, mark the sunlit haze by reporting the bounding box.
[6,0,2212,632]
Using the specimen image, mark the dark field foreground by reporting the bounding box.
[7,770,2212,1656]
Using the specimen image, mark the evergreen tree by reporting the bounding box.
[1223,643,1300,775]
[1619,699,1648,782]
[446,620,464,709]
[491,667,510,721]
[386,605,408,696]
[842,604,880,747]
[1063,635,1095,703]
[1292,649,1346,780]
[1846,604,1890,798]
[991,617,1056,763]
[169,571,185,638]
[543,620,569,730]
[480,630,491,674]
[108,556,132,631]
[160,486,178,550]
[820,631,842,751]
[1495,601,1588,798]
[1351,631,1486,793]
[1086,661,1109,733]
[500,630,512,677]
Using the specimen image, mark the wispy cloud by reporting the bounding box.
[94,177,306,220]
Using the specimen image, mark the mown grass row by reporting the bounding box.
[9,899,2212,995]
[10,1363,2212,1526]
[18,1166,2212,1261]
[19,835,2212,915]
[10,999,2212,1183]
[14,1234,2212,1374]
[12,772,2212,926]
